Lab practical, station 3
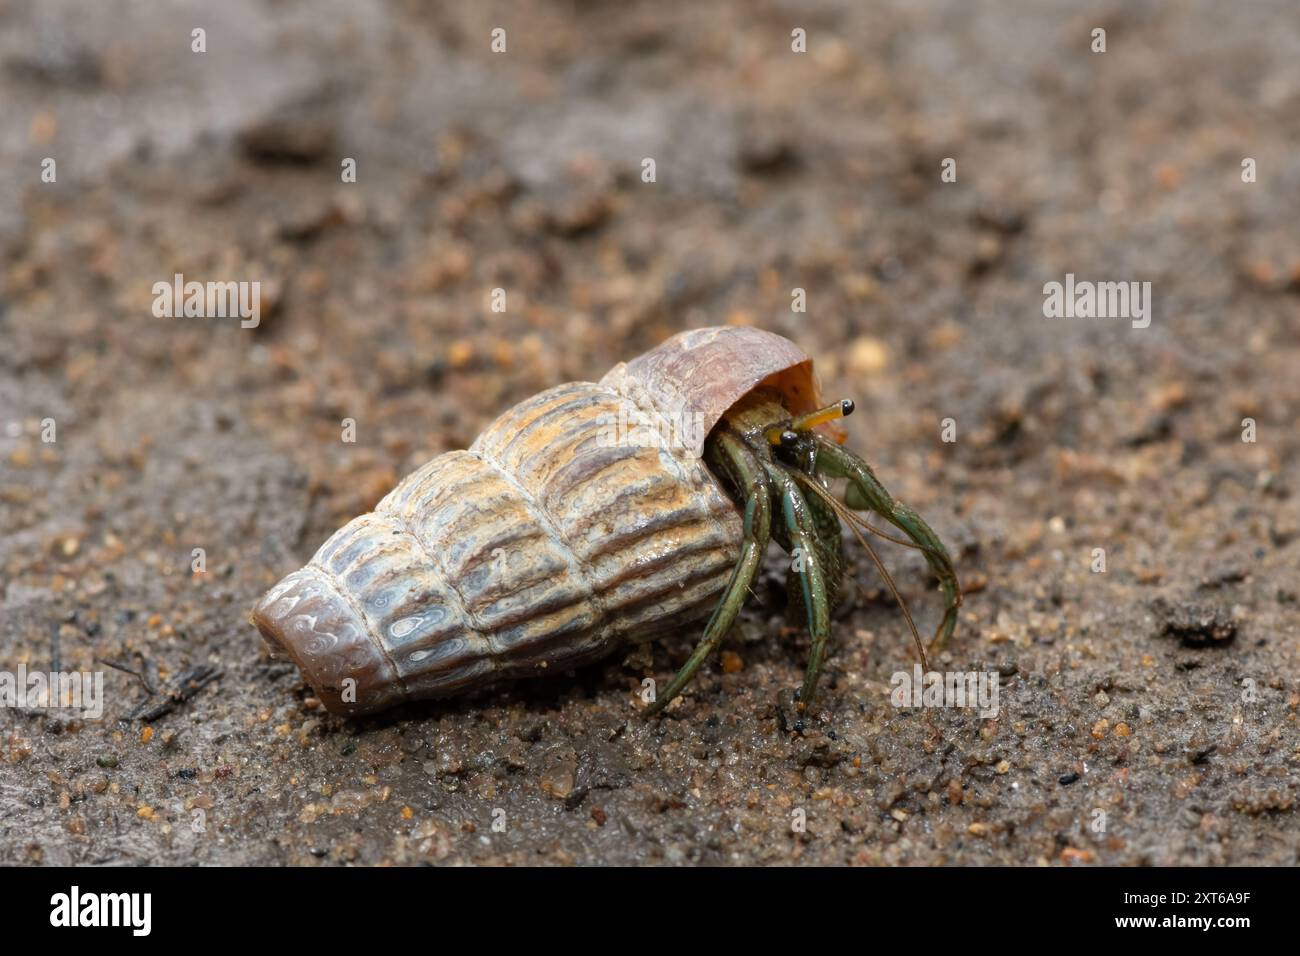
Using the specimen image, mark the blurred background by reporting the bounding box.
[1,1,1297,865]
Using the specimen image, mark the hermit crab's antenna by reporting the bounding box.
[770,396,936,671]
[769,398,926,551]
[791,471,931,673]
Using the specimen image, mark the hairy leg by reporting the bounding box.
[812,434,961,652]
[761,459,833,709]
[647,430,772,714]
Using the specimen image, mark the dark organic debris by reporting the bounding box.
[127,664,224,722]
[5,43,102,88]
[238,116,336,165]
[537,189,614,237]
[1152,598,1238,647]
[96,656,159,695]
[737,128,799,173]
[1198,567,1248,590]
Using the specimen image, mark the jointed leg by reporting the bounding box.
[761,459,833,710]
[647,431,772,714]
[790,471,845,610]
[812,434,961,652]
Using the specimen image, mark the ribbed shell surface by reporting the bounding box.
[253,381,742,714]
[252,325,833,715]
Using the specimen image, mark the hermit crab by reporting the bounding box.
[252,327,961,716]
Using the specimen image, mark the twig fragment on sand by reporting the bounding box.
[126,664,224,722]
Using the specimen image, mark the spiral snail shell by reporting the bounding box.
[252,327,846,716]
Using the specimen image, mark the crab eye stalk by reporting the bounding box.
[788,398,856,433]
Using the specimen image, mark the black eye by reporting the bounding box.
[780,429,800,447]
[840,399,855,416]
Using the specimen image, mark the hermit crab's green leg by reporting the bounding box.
[760,459,833,710]
[812,434,962,653]
[646,430,772,714]
[784,469,845,604]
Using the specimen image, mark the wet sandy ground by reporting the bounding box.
[1,0,1298,865]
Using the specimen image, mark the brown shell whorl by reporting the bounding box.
[599,325,842,456]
